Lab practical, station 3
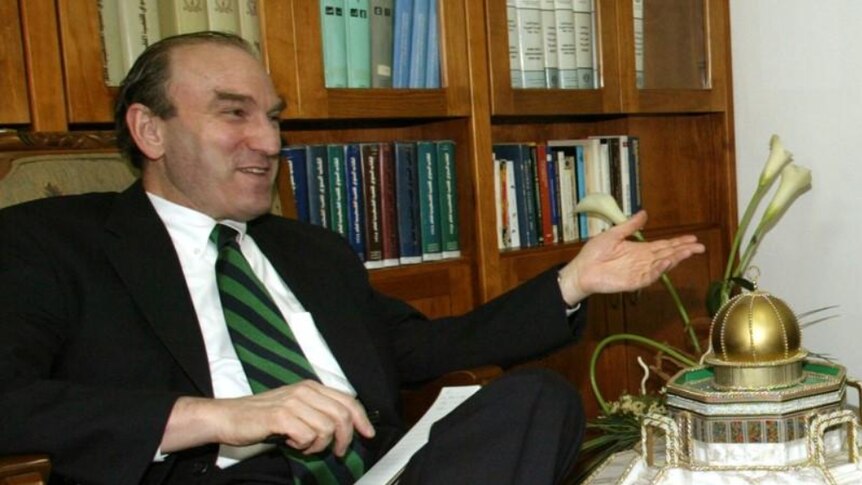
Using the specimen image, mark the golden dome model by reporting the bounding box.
[704,289,807,390]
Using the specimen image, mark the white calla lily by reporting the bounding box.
[762,163,812,223]
[758,134,793,188]
[574,193,627,225]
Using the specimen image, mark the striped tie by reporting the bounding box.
[211,224,367,484]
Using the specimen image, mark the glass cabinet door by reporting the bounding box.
[633,0,709,90]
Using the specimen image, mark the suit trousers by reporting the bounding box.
[400,368,585,485]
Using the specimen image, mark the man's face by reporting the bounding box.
[142,43,285,221]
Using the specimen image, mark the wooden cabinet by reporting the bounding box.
[5,0,738,417]
[0,0,30,125]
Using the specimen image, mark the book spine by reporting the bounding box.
[281,145,310,222]
[238,0,262,57]
[370,0,394,87]
[326,144,348,237]
[306,145,330,228]
[555,148,577,243]
[506,0,523,88]
[520,145,538,246]
[535,143,554,245]
[545,148,560,243]
[494,157,505,249]
[504,159,521,249]
[515,0,546,88]
[435,140,460,258]
[407,0,429,88]
[98,0,125,86]
[320,0,348,87]
[344,143,367,261]
[574,144,588,240]
[416,141,441,260]
[361,143,385,268]
[377,142,401,266]
[345,0,372,88]
[633,0,645,88]
[629,136,642,213]
[116,1,146,74]
[205,0,240,34]
[424,0,440,88]
[572,0,594,88]
[394,142,422,263]
[391,0,414,88]
[617,136,632,216]
[158,0,208,36]
[553,0,577,88]
[539,0,558,88]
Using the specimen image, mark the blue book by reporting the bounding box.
[326,144,348,237]
[545,148,560,244]
[391,0,413,88]
[407,0,429,88]
[320,0,348,87]
[424,0,439,88]
[344,143,367,261]
[575,144,588,240]
[394,141,422,263]
[281,145,310,222]
[305,145,330,228]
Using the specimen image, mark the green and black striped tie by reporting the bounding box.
[211,224,367,484]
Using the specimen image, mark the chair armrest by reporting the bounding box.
[400,365,504,425]
[0,454,50,485]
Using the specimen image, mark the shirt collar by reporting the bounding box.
[146,192,248,253]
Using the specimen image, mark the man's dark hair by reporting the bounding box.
[114,31,255,168]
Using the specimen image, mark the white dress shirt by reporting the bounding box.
[148,193,355,467]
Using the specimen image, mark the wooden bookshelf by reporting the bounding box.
[0,0,30,125]
[5,0,738,420]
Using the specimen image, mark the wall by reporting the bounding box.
[730,0,862,387]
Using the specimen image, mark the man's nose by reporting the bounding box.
[248,116,282,156]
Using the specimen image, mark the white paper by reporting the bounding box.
[356,385,481,484]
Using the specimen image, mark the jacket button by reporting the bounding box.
[367,409,381,424]
[192,460,211,476]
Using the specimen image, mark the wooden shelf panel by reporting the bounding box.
[0,0,31,125]
[370,259,476,318]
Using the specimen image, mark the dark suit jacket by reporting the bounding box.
[0,182,582,484]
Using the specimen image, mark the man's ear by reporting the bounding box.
[126,103,165,161]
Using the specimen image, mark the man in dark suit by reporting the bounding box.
[0,33,704,484]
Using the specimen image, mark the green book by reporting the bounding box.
[416,140,441,261]
[327,144,349,237]
[345,0,371,87]
[320,0,348,87]
[435,140,460,258]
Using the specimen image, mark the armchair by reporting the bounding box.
[0,146,502,483]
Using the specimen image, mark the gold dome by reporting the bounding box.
[704,289,807,390]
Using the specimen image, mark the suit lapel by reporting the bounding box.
[103,182,213,396]
[250,222,392,404]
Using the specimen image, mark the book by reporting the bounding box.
[435,140,460,258]
[320,0,348,88]
[370,0,394,88]
[493,143,534,247]
[360,142,385,268]
[628,136,642,213]
[306,144,330,228]
[281,145,310,223]
[377,142,401,266]
[424,0,440,88]
[572,0,594,88]
[574,142,588,240]
[506,0,523,88]
[117,0,160,77]
[416,141,442,261]
[158,0,208,36]
[97,0,125,86]
[391,0,413,88]
[515,0,546,88]
[493,156,506,249]
[539,0,558,88]
[633,0,645,89]
[553,0,577,88]
[503,158,521,249]
[344,143,367,261]
[394,141,422,264]
[238,0,262,57]
[407,0,430,88]
[534,143,554,245]
[205,0,239,34]
[326,144,349,238]
[345,0,372,88]
[545,147,560,243]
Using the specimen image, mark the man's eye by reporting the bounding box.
[225,109,246,118]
